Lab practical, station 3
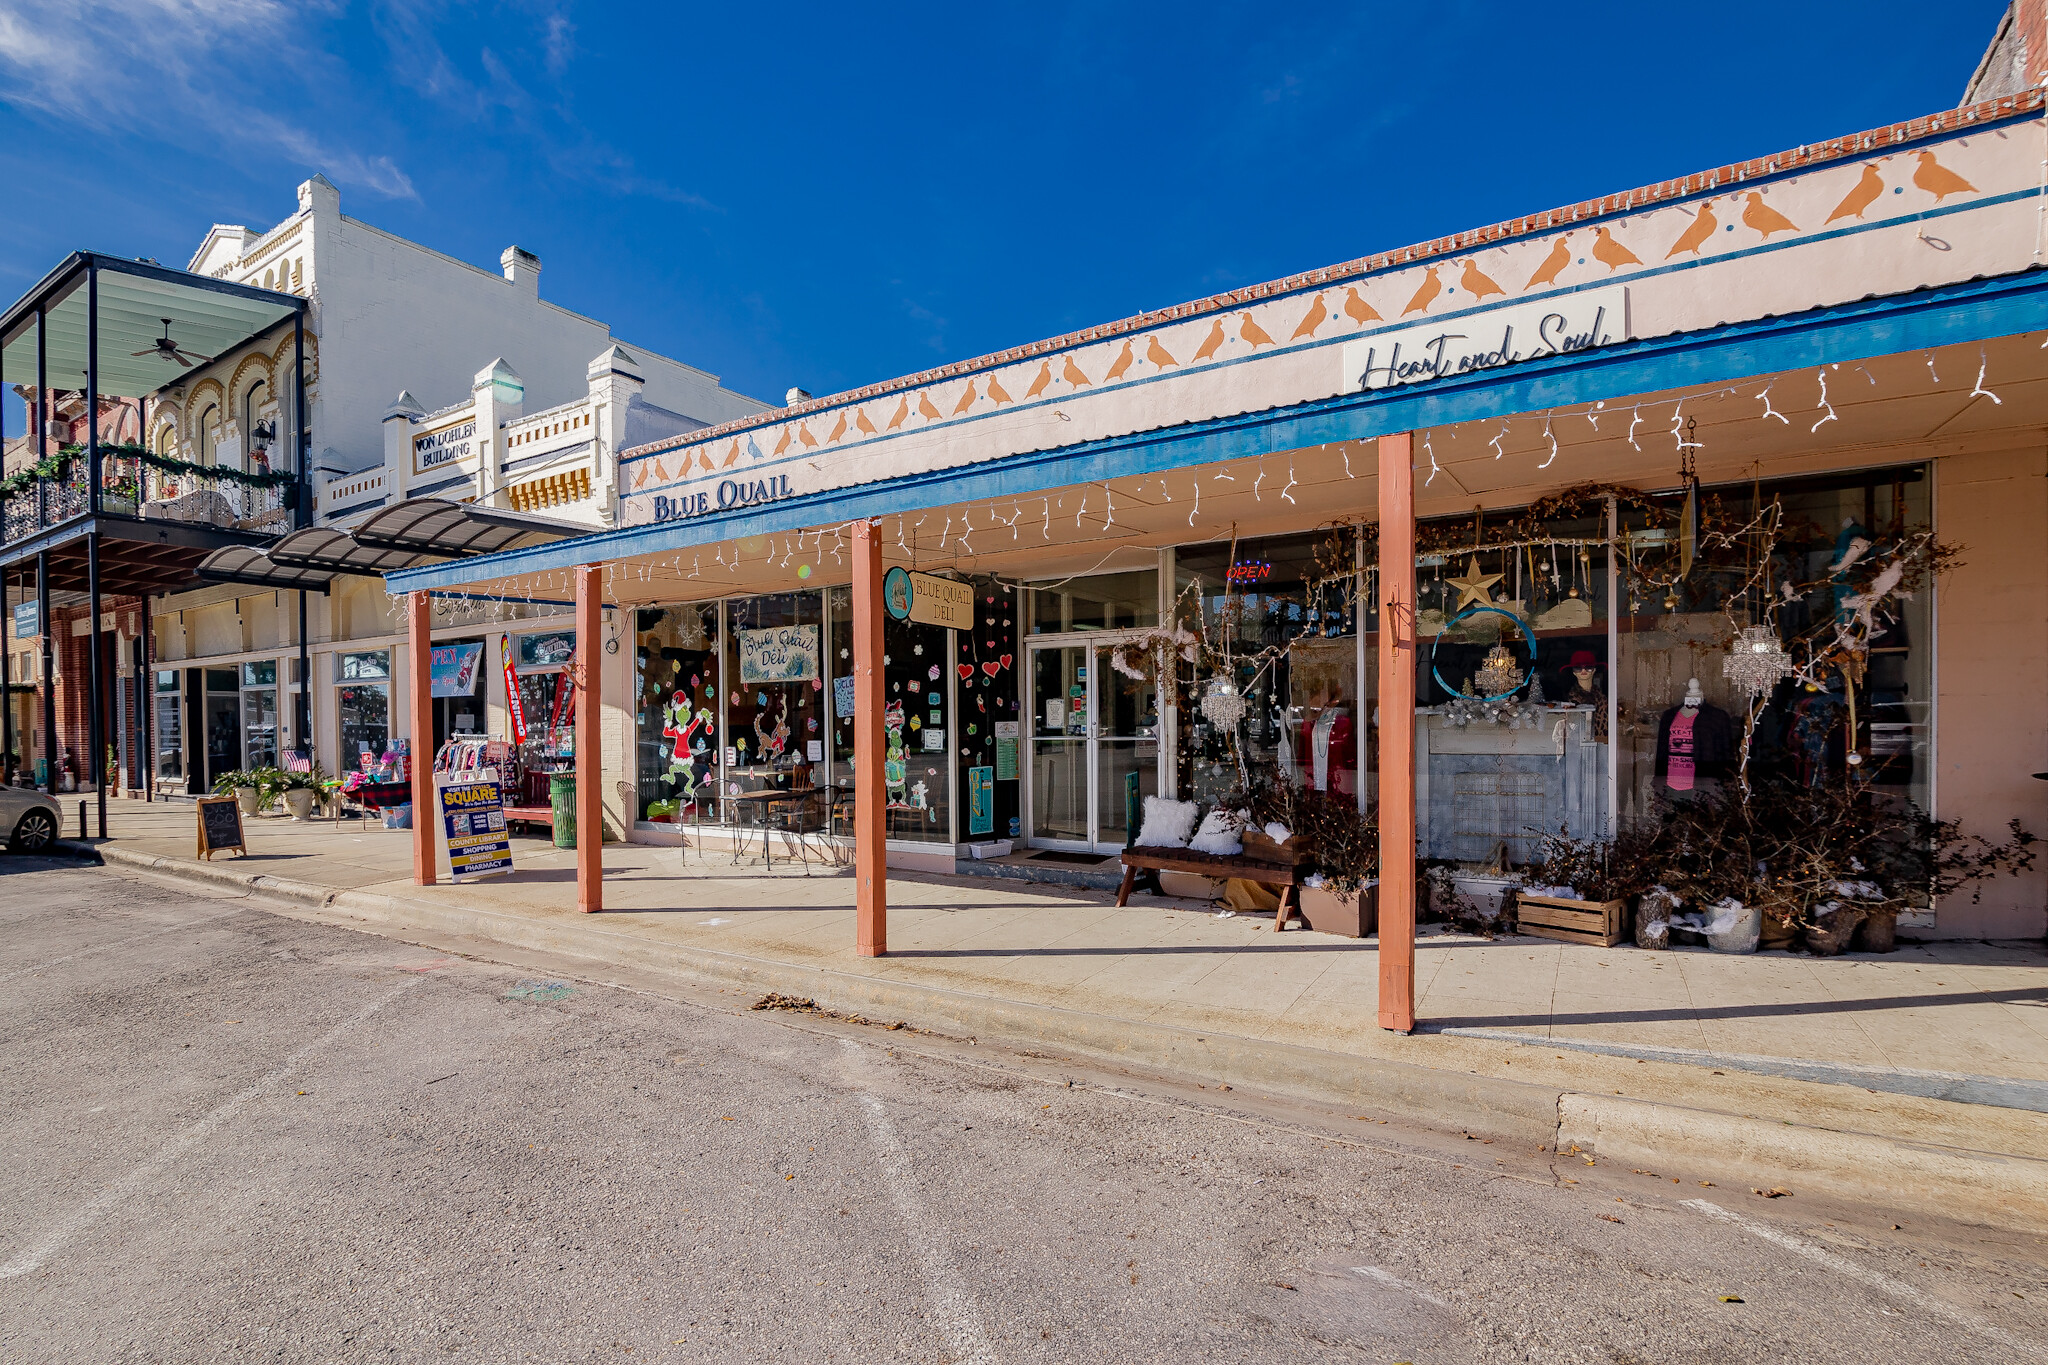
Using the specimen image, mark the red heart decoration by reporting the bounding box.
[956,664,974,681]
[982,661,1000,677]
[999,653,1013,670]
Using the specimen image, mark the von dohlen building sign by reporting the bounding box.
[651,473,797,522]
[415,419,476,473]
[1343,286,1629,391]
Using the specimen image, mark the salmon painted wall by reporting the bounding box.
[1935,441,2048,938]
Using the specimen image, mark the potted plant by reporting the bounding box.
[213,769,258,814]
[279,763,330,821]
[247,765,288,815]
[1255,785,1378,937]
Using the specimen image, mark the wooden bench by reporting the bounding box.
[1117,847,1307,932]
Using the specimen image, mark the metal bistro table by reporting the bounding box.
[726,787,806,868]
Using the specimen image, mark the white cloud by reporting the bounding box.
[0,0,418,200]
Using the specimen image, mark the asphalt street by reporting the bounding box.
[1,857,2043,1364]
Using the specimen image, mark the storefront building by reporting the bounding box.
[387,74,2048,1024]
[4,174,765,803]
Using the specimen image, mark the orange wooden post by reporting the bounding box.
[575,563,603,914]
[408,590,436,886]
[851,519,887,955]
[1376,432,1417,1033]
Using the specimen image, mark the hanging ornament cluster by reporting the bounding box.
[1473,643,1526,699]
[1199,674,1247,728]
[1721,624,1793,695]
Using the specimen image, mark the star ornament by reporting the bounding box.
[1444,555,1503,611]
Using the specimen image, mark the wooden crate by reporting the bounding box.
[1516,893,1627,947]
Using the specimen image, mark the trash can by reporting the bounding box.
[549,773,576,848]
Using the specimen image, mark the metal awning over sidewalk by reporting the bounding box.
[192,497,591,592]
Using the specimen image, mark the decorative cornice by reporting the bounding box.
[629,88,2047,460]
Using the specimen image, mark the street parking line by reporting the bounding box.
[1681,1200,2047,1362]
[841,1039,998,1365]
[0,977,422,1280]
[0,907,248,985]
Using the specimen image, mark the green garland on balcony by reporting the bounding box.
[0,452,72,503]
[86,442,301,490]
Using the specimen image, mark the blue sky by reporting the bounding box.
[0,1,2003,408]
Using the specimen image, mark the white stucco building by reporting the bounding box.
[131,176,769,795]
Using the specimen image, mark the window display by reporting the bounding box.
[1174,530,1359,809]
[635,604,721,822]
[723,591,822,796]
[336,649,390,767]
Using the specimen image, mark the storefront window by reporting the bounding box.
[429,638,486,751]
[337,649,389,767]
[1175,530,1359,808]
[634,605,721,822]
[1027,569,1158,634]
[241,660,278,770]
[1407,512,1611,864]
[887,610,952,843]
[153,670,182,784]
[512,630,578,764]
[723,592,823,796]
[1613,466,1932,822]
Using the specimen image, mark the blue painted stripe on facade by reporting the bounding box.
[621,125,2046,474]
[389,269,2048,594]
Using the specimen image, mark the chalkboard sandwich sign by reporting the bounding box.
[196,795,248,861]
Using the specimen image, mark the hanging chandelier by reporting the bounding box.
[1473,643,1525,698]
[1722,624,1792,695]
[1199,674,1247,728]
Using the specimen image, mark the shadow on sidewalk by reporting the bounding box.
[891,942,1371,958]
[1429,984,2048,1030]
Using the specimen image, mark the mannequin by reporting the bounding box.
[1560,648,1607,742]
[1307,689,1356,797]
[1655,677,1734,796]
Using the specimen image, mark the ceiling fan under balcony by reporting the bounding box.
[132,318,213,368]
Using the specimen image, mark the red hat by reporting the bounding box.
[1567,649,1602,670]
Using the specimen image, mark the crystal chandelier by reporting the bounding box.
[1722,624,1792,695]
[1199,674,1247,727]
[1473,643,1525,698]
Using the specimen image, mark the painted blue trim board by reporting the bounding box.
[389,269,2048,594]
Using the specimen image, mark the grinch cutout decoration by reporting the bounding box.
[659,692,717,802]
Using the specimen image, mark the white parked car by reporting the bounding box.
[0,786,61,853]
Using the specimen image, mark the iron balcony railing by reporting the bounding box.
[0,443,298,547]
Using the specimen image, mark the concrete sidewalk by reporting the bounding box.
[50,797,2048,1232]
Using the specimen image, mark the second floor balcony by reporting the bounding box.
[0,442,298,550]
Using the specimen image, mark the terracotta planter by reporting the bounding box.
[1803,904,1867,956]
[1298,881,1377,938]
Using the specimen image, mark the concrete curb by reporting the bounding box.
[84,840,2048,1234]
[1558,1093,2048,1233]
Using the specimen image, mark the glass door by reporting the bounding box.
[1029,645,1089,846]
[1095,652,1159,848]
[1027,641,1161,852]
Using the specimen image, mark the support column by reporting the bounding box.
[1,574,11,787]
[408,590,435,886]
[851,520,887,955]
[1376,432,1417,1033]
[88,534,103,836]
[574,565,602,914]
[297,591,311,766]
[37,552,53,793]
[139,594,152,800]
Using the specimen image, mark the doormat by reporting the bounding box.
[1030,850,1112,866]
